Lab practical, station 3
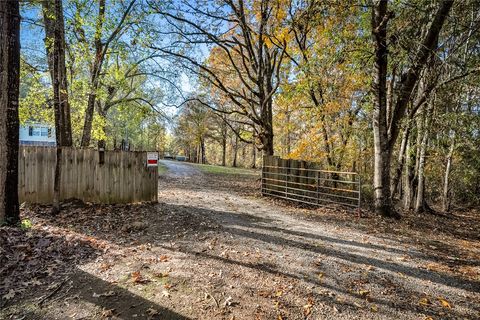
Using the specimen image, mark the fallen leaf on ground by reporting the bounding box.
[419,297,431,306]
[224,296,235,307]
[437,297,452,309]
[131,271,150,284]
[153,271,169,278]
[101,308,115,319]
[258,290,270,297]
[303,303,312,317]
[2,289,15,300]
[146,307,159,316]
[358,290,370,297]
[303,297,315,316]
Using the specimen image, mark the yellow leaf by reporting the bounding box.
[419,297,430,306]
[370,305,378,312]
[437,297,452,309]
[358,290,370,297]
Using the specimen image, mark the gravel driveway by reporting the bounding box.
[3,161,478,319]
[155,161,480,319]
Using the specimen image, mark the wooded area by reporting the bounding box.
[1,1,480,318]
[164,0,479,217]
[0,0,477,219]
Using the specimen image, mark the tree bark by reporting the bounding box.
[371,0,395,217]
[81,0,105,147]
[391,123,410,198]
[403,134,414,210]
[0,0,20,225]
[387,0,454,148]
[414,119,429,213]
[42,0,73,213]
[251,142,257,169]
[42,0,72,147]
[232,135,238,167]
[200,137,206,164]
[260,99,274,156]
[370,0,453,217]
[442,135,455,212]
[221,136,226,166]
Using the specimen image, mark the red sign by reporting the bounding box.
[147,152,158,167]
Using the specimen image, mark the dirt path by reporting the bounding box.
[160,160,204,180]
[2,161,479,319]
[154,161,479,319]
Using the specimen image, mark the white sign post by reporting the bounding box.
[146,152,159,167]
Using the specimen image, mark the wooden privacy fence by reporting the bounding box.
[262,156,361,210]
[19,147,158,204]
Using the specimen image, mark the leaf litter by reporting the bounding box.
[0,164,479,319]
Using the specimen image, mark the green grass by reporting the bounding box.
[157,162,168,175]
[192,163,260,176]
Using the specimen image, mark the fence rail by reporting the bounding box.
[262,156,360,210]
[19,147,158,204]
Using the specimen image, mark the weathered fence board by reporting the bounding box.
[18,147,158,204]
[262,155,361,210]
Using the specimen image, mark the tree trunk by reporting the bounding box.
[0,0,21,225]
[200,137,206,164]
[221,135,226,166]
[370,0,452,217]
[403,135,414,210]
[42,0,72,147]
[52,147,62,213]
[81,0,106,147]
[442,136,455,212]
[371,0,395,217]
[259,94,274,156]
[232,135,238,167]
[285,107,291,156]
[43,0,73,214]
[414,124,429,213]
[391,124,410,198]
[97,106,107,151]
[81,94,96,147]
[241,143,246,166]
[252,142,256,169]
[259,127,274,156]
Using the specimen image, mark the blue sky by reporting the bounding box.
[20,4,46,68]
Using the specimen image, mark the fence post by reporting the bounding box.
[284,158,289,198]
[357,175,362,215]
[316,171,320,205]
[261,155,265,196]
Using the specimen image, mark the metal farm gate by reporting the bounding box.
[261,156,361,210]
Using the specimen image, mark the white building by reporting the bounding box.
[19,123,56,146]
